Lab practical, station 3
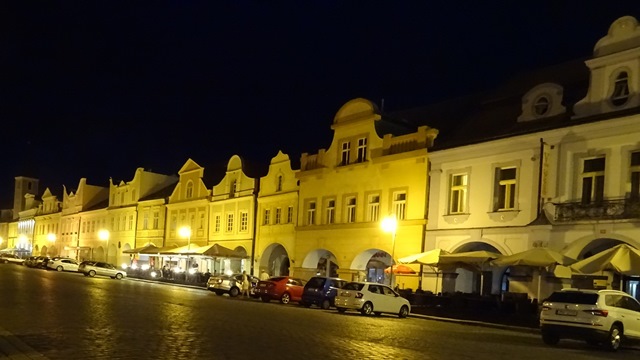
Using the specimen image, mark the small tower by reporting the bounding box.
[13,176,39,220]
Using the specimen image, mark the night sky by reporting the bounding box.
[2,2,639,208]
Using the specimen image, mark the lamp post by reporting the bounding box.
[381,215,398,289]
[179,226,192,277]
[47,233,57,257]
[98,229,110,263]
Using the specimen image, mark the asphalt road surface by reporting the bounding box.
[1,264,638,360]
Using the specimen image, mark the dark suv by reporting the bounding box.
[301,276,347,309]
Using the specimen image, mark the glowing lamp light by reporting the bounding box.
[131,263,138,270]
[141,264,150,271]
[188,268,197,275]
[150,271,158,278]
[121,264,129,270]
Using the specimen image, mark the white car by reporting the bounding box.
[540,289,640,351]
[334,281,411,318]
[47,258,79,272]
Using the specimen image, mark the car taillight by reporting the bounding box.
[355,293,364,299]
[583,309,608,317]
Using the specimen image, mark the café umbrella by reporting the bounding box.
[571,243,640,277]
[491,247,576,301]
[398,249,450,293]
[438,250,502,295]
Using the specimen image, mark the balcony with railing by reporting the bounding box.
[550,198,640,222]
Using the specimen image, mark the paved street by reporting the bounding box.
[1,264,639,360]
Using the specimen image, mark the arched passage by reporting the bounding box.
[258,243,291,277]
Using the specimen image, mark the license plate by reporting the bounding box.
[556,309,577,316]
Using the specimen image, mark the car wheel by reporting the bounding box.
[88,270,96,277]
[541,330,559,346]
[605,325,622,352]
[261,296,270,303]
[321,299,331,310]
[115,273,123,280]
[229,287,240,297]
[361,302,374,316]
[56,266,64,272]
[337,307,346,313]
[398,305,409,318]
[280,293,291,304]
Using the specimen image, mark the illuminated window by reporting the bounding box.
[307,201,316,225]
[340,141,350,166]
[263,209,271,225]
[393,192,406,220]
[153,211,159,229]
[287,206,294,224]
[214,215,221,233]
[275,207,282,224]
[449,174,468,214]
[346,197,356,223]
[611,71,630,106]
[325,199,335,224]
[631,152,640,202]
[240,212,248,232]
[226,213,234,232]
[494,167,517,210]
[367,194,380,222]
[357,137,367,162]
[581,157,605,205]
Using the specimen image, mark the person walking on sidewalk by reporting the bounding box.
[240,271,251,298]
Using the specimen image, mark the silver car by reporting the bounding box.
[207,273,259,297]
[47,258,79,272]
[78,261,126,280]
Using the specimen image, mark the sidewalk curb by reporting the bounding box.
[409,313,540,334]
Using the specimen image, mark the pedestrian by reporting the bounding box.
[240,270,250,298]
[259,269,269,281]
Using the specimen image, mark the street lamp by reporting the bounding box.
[98,229,110,263]
[178,226,193,279]
[381,215,398,289]
[47,233,57,257]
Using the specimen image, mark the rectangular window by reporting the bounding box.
[128,215,134,231]
[325,200,335,224]
[346,197,356,223]
[393,192,406,220]
[340,141,350,166]
[153,211,159,229]
[240,212,248,232]
[275,207,282,224]
[357,137,367,162]
[449,174,468,214]
[307,201,316,225]
[367,194,380,222]
[495,167,517,210]
[143,213,149,230]
[171,215,177,230]
[581,157,605,205]
[287,206,294,224]
[631,152,640,201]
[263,209,271,225]
[214,215,221,233]
[199,213,205,229]
[226,213,234,232]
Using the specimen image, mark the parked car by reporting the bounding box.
[47,258,79,272]
[78,261,127,279]
[31,256,50,269]
[540,288,640,351]
[255,276,306,304]
[334,281,411,318]
[207,273,259,297]
[24,256,39,267]
[300,276,347,309]
[0,253,25,265]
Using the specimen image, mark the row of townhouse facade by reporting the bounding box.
[2,15,640,300]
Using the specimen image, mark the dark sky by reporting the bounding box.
[1,2,639,208]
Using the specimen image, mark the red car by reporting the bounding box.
[255,276,306,304]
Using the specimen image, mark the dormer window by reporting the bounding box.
[340,141,350,166]
[533,96,550,116]
[611,71,630,106]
